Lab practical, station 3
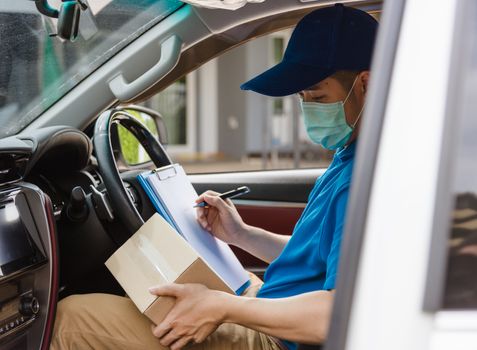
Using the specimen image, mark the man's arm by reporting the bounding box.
[150,284,334,349]
[235,224,290,264]
[222,289,334,343]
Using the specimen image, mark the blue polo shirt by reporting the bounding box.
[256,142,356,350]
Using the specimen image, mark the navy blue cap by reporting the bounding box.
[240,4,378,97]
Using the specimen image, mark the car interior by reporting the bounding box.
[0,1,382,349]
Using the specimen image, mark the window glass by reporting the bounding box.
[442,1,477,309]
[140,29,334,174]
[272,37,285,116]
[144,77,187,145]
[118,110,159,165]
[0,0,183,138]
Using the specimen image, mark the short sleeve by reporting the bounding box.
[323,186,350,290]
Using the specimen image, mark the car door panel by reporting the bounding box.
[233,202,306,277]
[189,168,324,202]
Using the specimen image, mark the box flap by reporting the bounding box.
[105,213,198,312]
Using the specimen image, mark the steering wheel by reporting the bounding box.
[93,108,172,233]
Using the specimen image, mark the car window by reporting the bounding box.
[118,109,159,165]
[0,0,183,138]
[439,0,477,309]
[136,29,334,174]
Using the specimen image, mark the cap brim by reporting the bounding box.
[240,61,335,97]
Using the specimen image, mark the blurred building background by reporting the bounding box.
[139,29,332,174]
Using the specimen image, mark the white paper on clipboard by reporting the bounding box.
[146,164,249,293]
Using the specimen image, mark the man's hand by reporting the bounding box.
[195,190,290,263]
[149,283,227,350]
[195,190,249,246]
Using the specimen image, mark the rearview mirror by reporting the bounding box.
[34,0,85,41]
[116,105,168,166]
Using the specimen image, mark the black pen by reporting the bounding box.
[193,186,251,208]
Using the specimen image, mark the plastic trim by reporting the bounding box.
[40,194,59,350]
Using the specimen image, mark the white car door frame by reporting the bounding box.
[349,0,458,348]
[326,0,468,350]
[325,0,407,348]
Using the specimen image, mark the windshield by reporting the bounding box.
[0,0,183,138]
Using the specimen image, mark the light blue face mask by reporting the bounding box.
[300,77,362,150]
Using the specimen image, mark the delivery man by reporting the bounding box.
[50,4,377,350]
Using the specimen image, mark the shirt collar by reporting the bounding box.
[336,140,357,162]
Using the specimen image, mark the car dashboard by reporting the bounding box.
[0,174,57,349]
[0,125,132,350]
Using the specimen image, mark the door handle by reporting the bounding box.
[109,35,182,101]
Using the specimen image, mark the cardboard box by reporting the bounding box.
[105,213,233,325]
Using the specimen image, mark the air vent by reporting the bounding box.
[0,153,29,186]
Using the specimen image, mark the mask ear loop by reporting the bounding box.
[352,102,365,129]
[344,74,365,129]
[343,74,360,105]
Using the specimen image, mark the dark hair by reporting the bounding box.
[331,70,360,92]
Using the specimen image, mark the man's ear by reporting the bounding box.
[359,71,370,96]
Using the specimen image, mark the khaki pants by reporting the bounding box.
[50,274,283,350]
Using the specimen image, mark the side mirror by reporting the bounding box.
[115,105,169,166]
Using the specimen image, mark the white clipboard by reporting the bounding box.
[142,164,250,294]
